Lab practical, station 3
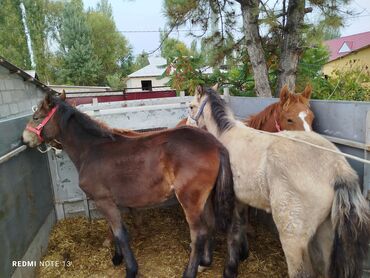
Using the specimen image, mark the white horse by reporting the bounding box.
[189,86,370,278]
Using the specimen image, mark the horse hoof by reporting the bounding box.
[198,265,209,273]
[112,254,123,266]
[239,242,249,261]
[239,249,249,262]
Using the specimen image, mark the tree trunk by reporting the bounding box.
[238,0,272,97]
[275,0,306,96]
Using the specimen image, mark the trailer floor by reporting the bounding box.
[37,205,287,277]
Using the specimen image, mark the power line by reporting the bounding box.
[116,29,205,33]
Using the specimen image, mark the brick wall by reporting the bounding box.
[0,66,44,120]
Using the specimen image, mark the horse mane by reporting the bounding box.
[246,102,280,129]
[56,99,115,139]
[204,87,234,133]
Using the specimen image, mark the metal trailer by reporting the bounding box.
[1,92,369,277]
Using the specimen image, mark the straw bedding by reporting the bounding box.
[37,205,287,277]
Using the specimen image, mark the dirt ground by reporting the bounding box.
[37,205,287,278]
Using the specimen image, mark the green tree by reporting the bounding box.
[58,0,101,85]
[133,51,149,71]
[87,0,131,85]
[0,0,31,69]
[164,0,355,97]
[160,33,192,61]
[23,0,48,79]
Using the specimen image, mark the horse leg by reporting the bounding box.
[270,195,317,277]
[245,206,256,238]
[223,202,249,278]
[198,199,215,272]
[181,212,208,278]
[95,199,138,278]
[308,217,333,277]
[279,234,316,278]
[129,208,143,238]
[239,206,249,262]
[176,189,211,278]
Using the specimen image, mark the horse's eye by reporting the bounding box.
[33,115,39,121]
[287,119,294,124]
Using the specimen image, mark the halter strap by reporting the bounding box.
[274,110,282,132]
[189,96,208,123]
[275,118,282,132]
[26,105,58,142]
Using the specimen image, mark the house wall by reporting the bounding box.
[126,76,171,92]
[323,46,370,76]
[0,65,55,278]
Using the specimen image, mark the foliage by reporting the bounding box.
[106,72,125,90]
[57,0,101,85]
[165,54,204,94]
[311,69,370,101]
[296,43,330,91]
[22,0,48,79]
[163,0,356,97]
[87,9,130,85]
[0,0,31,69]
[132,51,149,72]
[0,0,132,87]
[160,32,193,62]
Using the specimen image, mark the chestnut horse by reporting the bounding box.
[22,92,235,278]
[245,85,314,132]
[189,87,370,278]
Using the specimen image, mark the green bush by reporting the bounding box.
[311,68,370,101]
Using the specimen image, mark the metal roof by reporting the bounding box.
[0,56,58,94]
[128,57,167,78]
[324,31,370,62]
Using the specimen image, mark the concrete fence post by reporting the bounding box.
[223,86,230,103]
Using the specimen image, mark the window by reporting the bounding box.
[141,80,152,91]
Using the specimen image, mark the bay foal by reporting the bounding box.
[23,92,235,278]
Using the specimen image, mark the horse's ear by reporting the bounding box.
[279,85,290,104]
[211,83,218,91]
[59,89,66,101]
[195,85,204,96]
[302,84,312,100]
[45,92,53,105]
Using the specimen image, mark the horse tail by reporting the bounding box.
[213,146,235,231]
[330,166,370,278]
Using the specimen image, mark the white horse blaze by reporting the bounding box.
[298,111,311,131]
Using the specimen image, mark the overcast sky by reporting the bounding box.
[83,0,370,56]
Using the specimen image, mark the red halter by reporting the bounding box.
[274,113,282,132]
[274,119,282,132]
[26,106,58,143]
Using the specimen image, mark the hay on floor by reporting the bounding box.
[37,205,287,277]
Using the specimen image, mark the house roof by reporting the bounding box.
[0,56,58,94]
[324,31,370,62]
[128,57,167,78]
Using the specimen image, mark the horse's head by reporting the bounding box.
[188,85,210,129]
[22,91,66,148]
[278,85,314,131]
